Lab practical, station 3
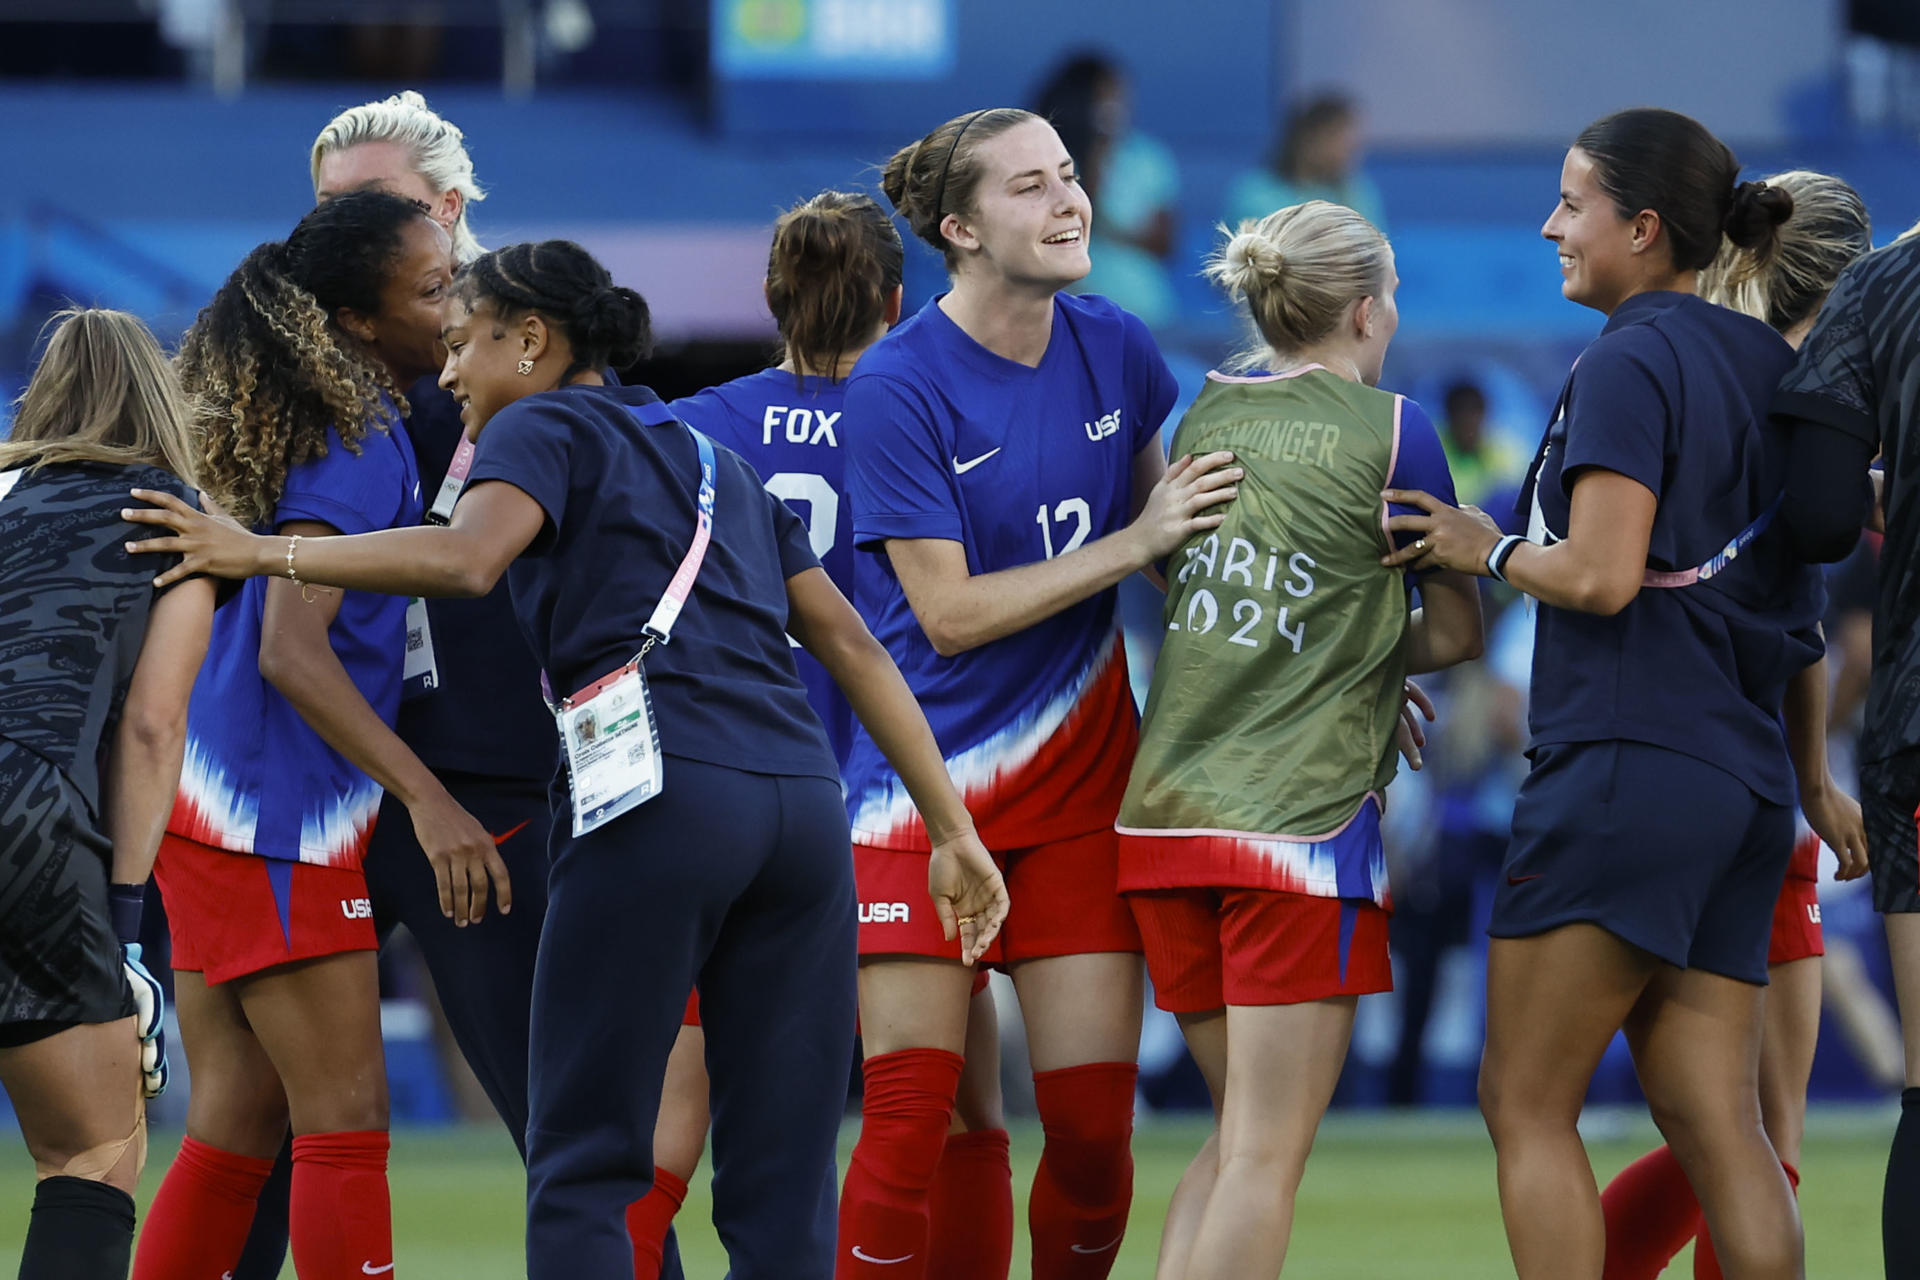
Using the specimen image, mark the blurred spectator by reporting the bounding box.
[1438,379,1527,523]
[1033,52,1182,328]
[1224,91,1386,233]
[1386,593,1528,1105]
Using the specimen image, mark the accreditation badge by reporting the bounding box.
[559,661,665,837]
[402,597,439,700]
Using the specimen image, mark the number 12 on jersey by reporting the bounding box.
[1035,497,1091,559]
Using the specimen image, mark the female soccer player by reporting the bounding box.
[1765,203,1920,1279]
[0,310,213,1279]
[1382,108,1825,1280]
[1599,169,1874,1280]
[649,191,1015,1280]
[132,191,501,1280]
[124,238,1007,1280]
[834,107,1236,1280]
[312,91,555,1160]
[1118,200,1484,1280]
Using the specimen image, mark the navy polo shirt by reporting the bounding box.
[464,381,840,786]
[1522,291,1823,805]
[395,376,559,782]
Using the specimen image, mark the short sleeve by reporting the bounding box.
[1122,310,1178,455]
[1773,260,1880,448]
[129,467,194,594]
[1559,326,1675,498]
[275,421,408,536]
[466,399,574,553]
[766,485,824,579]
[845,373,964,548]
[1387,398,1459,552]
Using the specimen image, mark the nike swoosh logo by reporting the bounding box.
[953,448,1002,474]
[492,820,530,846]
[849,1246,916,1265]
[1071,1236,1123,1254]
[1506,873,1542,885]
[362,1265,396,1276]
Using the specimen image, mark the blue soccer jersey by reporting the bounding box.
[673,368,855,769]
[170,410,423,867]
[843,292,1178,851]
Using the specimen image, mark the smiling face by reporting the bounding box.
[944,118,1092,291]
[316,140,461,235]
[1542,147,1649,314]
[334,215,453,385]
[439,294,548,435]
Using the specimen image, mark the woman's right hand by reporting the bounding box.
[928,829,1009,965]
[410,789,514,925]
[123,488,273,589]
[1129,452,1241,563]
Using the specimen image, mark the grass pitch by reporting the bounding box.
[0,1107,1891,1276]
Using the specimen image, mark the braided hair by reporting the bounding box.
[177,189,431,528]
[454,241,652,385]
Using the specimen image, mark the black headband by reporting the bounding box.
[932,109,993,220]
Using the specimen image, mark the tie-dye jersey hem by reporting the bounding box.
[1116,794,1391,908]
[849,630,1137,852]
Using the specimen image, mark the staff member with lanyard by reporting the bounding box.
[1381,109,1823,1279]
[125,238,1007,1280]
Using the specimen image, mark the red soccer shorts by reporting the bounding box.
[154,832,377,985]
[1125,884,1392,1012]
[1768,829,1825,967]
[854,827,1141,966]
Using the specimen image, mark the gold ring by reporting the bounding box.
[957,914,979,925]
[1413,538,1429,553]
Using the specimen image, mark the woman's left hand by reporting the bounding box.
[1397,679,1436,771]
[1381,490,1503,575]
[123,488,270,588]
[928,829,1009,965]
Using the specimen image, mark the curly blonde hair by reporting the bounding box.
[177,191,426,528]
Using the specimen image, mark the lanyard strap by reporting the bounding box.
[1641,493,1782,588]
[543,400,716,709]
[635,403,717,649]
[425,436,477,525]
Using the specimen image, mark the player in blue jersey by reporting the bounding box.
[834,108,1239,1280]
[124,238,1007,1280]
[1382,109,1830,1280]
[655,191,1016,1280]
[310,93,557,1174]
[132,192,503,1280]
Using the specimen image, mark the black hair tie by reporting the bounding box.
[932,109,993,220]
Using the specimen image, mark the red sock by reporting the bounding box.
[837,1048,965,1280]
[1693,1159,1798,1280]
[626,1166,690,1280]
[926,1128,1013,1280]
[131,1136,274,1280]
[1029,1062,1137,1280]
[289,1131,391,1280]
[1601,1145,1702,1280]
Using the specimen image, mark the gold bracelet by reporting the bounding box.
[284,534,302,585]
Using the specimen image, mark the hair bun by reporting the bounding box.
[1725,180,1794,250]
[1220,229,1285,295]
[578,284,653,367]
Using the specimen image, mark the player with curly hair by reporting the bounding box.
[132,190,505,1280]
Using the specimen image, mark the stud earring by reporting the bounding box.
[516,358,534,375]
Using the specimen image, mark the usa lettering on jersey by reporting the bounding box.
[1084,407,1123,441]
